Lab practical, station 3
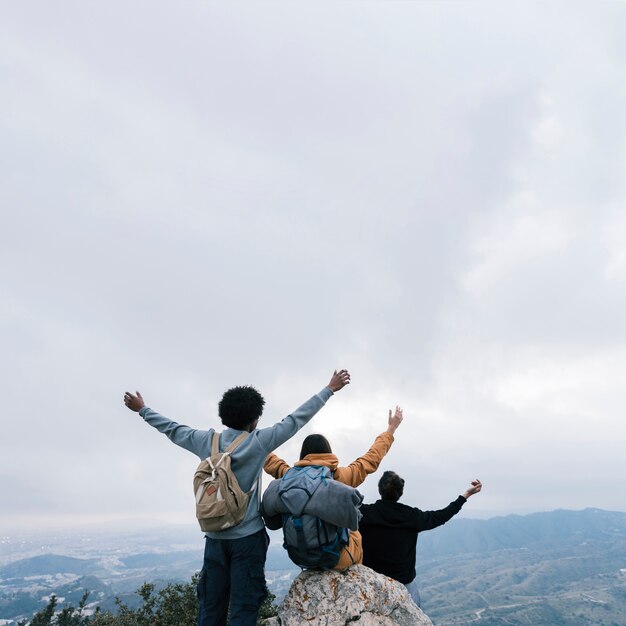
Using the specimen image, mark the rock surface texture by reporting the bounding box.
[263,564,433,625]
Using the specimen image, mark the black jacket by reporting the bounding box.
[359,496,466,583]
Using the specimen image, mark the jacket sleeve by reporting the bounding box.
[264,453,292,478]
[256,387,333,452]
[411,496,467,531]
[335,431,394,487]
[138,407,211,459]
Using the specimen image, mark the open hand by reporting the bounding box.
[328,369,351,392]
[124,391,145,412]
[387,406,403,434]
[463,479,482,499]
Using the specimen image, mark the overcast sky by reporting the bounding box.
[2,2,626,532]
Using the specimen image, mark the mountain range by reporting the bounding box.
[1,508,625,625]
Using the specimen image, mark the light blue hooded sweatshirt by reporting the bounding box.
[138,386,334,540]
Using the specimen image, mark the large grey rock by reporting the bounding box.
[264,564,432,625]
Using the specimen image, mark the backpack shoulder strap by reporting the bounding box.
[211,431,220,457]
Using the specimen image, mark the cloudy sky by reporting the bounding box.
[2,2,626,532]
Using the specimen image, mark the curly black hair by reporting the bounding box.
[218,385,265,430]
[378,470,405,502]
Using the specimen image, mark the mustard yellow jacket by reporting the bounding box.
[264,431,394,570]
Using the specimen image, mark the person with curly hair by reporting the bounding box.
[123,368,351,626]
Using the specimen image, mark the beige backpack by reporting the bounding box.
[193,431,251,532]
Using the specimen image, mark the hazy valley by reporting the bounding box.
[2,508,626,625]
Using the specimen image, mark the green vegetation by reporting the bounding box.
[17,575,277,626]
[416,537,626,625]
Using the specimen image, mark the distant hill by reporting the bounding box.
[2,508,626,625]
[413,508,626,625]
[417,507,626,557]
[0,554,98,578]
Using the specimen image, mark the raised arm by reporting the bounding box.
[264,453,292,478]
[411,479,483,531]
[123,390,209,458]
[335,406,404,487]
[256,369,351,452]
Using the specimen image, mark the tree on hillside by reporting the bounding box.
[18,592,92,626]
[20,576,277,626]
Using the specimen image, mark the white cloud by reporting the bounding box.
[603,205,626,281]
[2,1,626,528]
[463,202,572,295]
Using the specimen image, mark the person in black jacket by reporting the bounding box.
[359,471,482,606]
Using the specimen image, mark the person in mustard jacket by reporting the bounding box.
[263,406,404,570]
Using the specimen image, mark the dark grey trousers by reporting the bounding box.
[197,528,269,626]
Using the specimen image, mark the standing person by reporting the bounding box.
[359,471,482,606]
[123,368,351,626]
[264,406,404,570]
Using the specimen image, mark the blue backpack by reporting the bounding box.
[278,466,351,569]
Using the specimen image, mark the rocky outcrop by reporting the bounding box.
[263,564,432,625]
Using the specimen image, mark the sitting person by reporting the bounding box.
[263,407,404,570]
[359,471,482,606]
